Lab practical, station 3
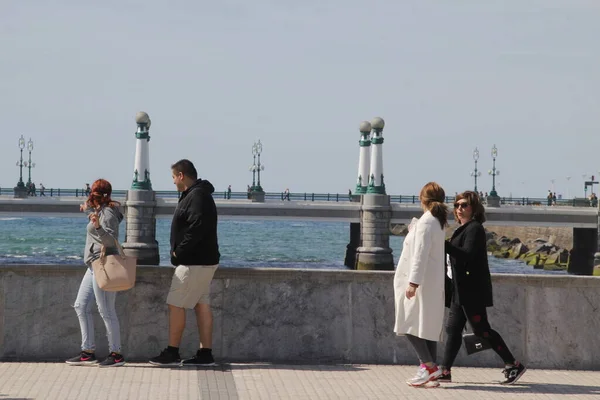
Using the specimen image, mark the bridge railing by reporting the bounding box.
[0,187,596,207]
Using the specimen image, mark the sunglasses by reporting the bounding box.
[454,202,469,209]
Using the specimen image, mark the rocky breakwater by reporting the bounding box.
[486,231,570,272]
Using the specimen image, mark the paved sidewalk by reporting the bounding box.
[1,362,599,399]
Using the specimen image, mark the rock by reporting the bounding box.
[492,250,509,258]
[485,230,497,241]
[544,263,567,271]
[527,254,540,267]
[497,236,511,245]
[390,224,408,236]
[509,243,529,259]
[545,252,559,265]
[534,243,558,254]
[487,239,499,250]
[558,249,569,264]
[486,229,572,272]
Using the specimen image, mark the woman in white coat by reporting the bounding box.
[394,182,448,388]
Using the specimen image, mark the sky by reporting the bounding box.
[1,0,599,198]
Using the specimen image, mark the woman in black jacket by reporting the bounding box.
[437,191,526,385]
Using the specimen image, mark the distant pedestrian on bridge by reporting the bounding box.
[437,191,526,385]
[150,159,220,367]
[393,182,448,388]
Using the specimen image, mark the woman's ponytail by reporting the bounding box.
[429,201,449,229]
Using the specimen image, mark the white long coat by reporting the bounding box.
[393,211,446,341]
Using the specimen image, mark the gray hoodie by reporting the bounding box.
[84,206,124,266]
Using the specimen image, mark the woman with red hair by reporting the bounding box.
[66,179,126,367]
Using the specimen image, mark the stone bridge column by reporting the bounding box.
[122,112,160,265]
[356,117,394,270]
[356,194,394,270]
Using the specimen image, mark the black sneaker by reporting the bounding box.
[149,348,182,366]
[98,352,126,367]
[65,351,98,366]
[435,370,452,383]
[182,349,216,367]
[501,362,526,384]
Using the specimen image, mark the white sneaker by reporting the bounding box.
[406,365,429,386]
[407,364,442,387]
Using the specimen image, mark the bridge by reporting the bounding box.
[0,187,595,208]
[0,196,597,228]
[2,112,599,274]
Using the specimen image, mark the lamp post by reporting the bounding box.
[249,150,257,189]
[16,135,25,187]
[248,140,265,202]
[25,138,35,186]
[487,144,501,207]
[470,147,481,193]
[488,145,500,196]
[14,135,28,198]
[566,176,571,199]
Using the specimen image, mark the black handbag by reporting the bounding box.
[462,326,492,355]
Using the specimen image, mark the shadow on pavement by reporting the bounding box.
[118,362,368,372]
[0,396,34,400]
[446,382,600,395]
[227,363,369,372]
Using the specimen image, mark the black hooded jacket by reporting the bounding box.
[170,179,220,266]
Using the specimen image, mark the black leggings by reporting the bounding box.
[441,301,515,369]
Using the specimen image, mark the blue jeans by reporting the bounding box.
[73,267,122,353]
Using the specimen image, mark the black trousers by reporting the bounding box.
[441,301,515,369]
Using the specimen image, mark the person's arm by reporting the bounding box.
[444,223,484,263]
[95,208,120,247]
[173,193,207,261]
[408,219,433,287]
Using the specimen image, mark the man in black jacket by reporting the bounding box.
[150,159,220,367]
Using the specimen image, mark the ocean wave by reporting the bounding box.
[0,217,22,221]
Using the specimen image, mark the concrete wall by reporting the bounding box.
[1,265,599,370]
[487,225,573,249]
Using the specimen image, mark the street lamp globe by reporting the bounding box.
[359,121,371,133]
[491,144,498,158]
[27,138,34,152]
[473,147,479,161]
[19,135,25,150]
[371,117,385,131]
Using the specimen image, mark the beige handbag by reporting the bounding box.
[92,239,137,292]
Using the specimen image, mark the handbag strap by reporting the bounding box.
[96,208,126,259]
[462,306,475,334]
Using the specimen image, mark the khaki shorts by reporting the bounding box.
[166,264,218,309]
